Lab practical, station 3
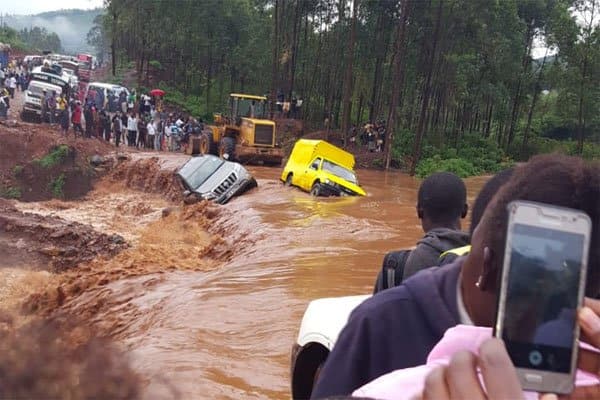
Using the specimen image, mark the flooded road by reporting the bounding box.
[15,163,487,399]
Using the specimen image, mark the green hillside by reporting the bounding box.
[3,8,103,55]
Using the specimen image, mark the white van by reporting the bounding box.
[21,80,64,121]
[85,82,129,111]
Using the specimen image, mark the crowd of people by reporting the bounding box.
[76,88,204,153]
[60,86,205,153]
[0,59,36,119]
[2,57,205,154]
[348,120,387,152]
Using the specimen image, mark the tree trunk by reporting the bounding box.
[270,0,279,117]
[341,0,359,146]
[383,0,411,169]
[506,22,534,150]
[111,9,117,76]
[356,92,364,125]
[576,0,595,155]
[288,0,302,101]
[368,9,387,122]
[521,48,548,158]
[410,0,444,176]
[484,100,493,138]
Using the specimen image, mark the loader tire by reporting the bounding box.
[219,137,236,161]
[199,132,213,155]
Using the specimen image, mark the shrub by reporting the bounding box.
[415,155,482,178]
[48,174,65,198]
[0,185,21,199]
[12,165,23,177]
[34,145,71,168]
[148,60,162,70]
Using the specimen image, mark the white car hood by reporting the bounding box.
[297,294,370,350]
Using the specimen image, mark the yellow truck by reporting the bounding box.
[281,139,366,197]
[189,93,284,165]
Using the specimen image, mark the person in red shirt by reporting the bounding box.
[71,101,83,137]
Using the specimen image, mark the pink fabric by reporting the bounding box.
[353,325,599,400]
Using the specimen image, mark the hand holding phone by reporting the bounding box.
[420,299,600,400]
[494,201,592,394]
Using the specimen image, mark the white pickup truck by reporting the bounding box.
[290,294,370,399]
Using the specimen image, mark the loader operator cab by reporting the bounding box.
[230,94,268,123]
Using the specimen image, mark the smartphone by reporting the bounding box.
[494,201,591,394]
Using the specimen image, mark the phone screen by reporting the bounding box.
[502,223,585,373]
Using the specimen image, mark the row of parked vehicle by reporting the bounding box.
[21,52,121,122]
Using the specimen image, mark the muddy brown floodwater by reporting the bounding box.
[13,159,488,399]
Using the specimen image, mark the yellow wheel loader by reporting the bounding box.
[188,93,284,165]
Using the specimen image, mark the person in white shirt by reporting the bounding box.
[127,113,138,147]
[9,75,17,99]
[146,120,156,151]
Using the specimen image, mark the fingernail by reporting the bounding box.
[540,394,558,400]
[580,307,600,333]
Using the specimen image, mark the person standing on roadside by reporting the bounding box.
[47,90,57,125]
[146,118,156,151]
[83,103,93,138]
[120,111,128,146]
[127,111,138,148]
[58,93,69,135]
[119,91,127,114]
[101,110,111,141]
[136,116,146,149]
[112,112,122,147]
[71,101,83,137]
[40,89,48,123]
[0,87,9,119]
[9,74,16,99]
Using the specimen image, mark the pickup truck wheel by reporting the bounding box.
[285,173,293,186]
[291,344,329,400]
[310,183,322,197]
[219,137,236,160]
[199,132,213,155]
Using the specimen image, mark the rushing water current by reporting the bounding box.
[14,164,488,399]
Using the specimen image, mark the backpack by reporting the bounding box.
[372,250,411,294]
[372,245,471,295]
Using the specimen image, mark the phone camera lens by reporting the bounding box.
[529,350,543,367]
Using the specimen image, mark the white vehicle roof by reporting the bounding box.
[88,82,125,90]
[28,80,64,93]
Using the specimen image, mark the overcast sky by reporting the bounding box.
[0,0,104,15]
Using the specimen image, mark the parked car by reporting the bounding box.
[85,82,129,109]
[176,155,257,205]
[290,294,370,399]
[281,139,366,197]
[21,72,70,122]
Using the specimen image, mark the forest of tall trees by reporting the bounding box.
[0,26,62,53]
[92,0,599,174]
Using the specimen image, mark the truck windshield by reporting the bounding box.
[322,160,357,184]
[184,157,224,190]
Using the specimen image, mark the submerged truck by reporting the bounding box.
[281,139,366,197]
[188,93,284,165]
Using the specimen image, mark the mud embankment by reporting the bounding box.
[0,123,116,202]
[107,157,185,202]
